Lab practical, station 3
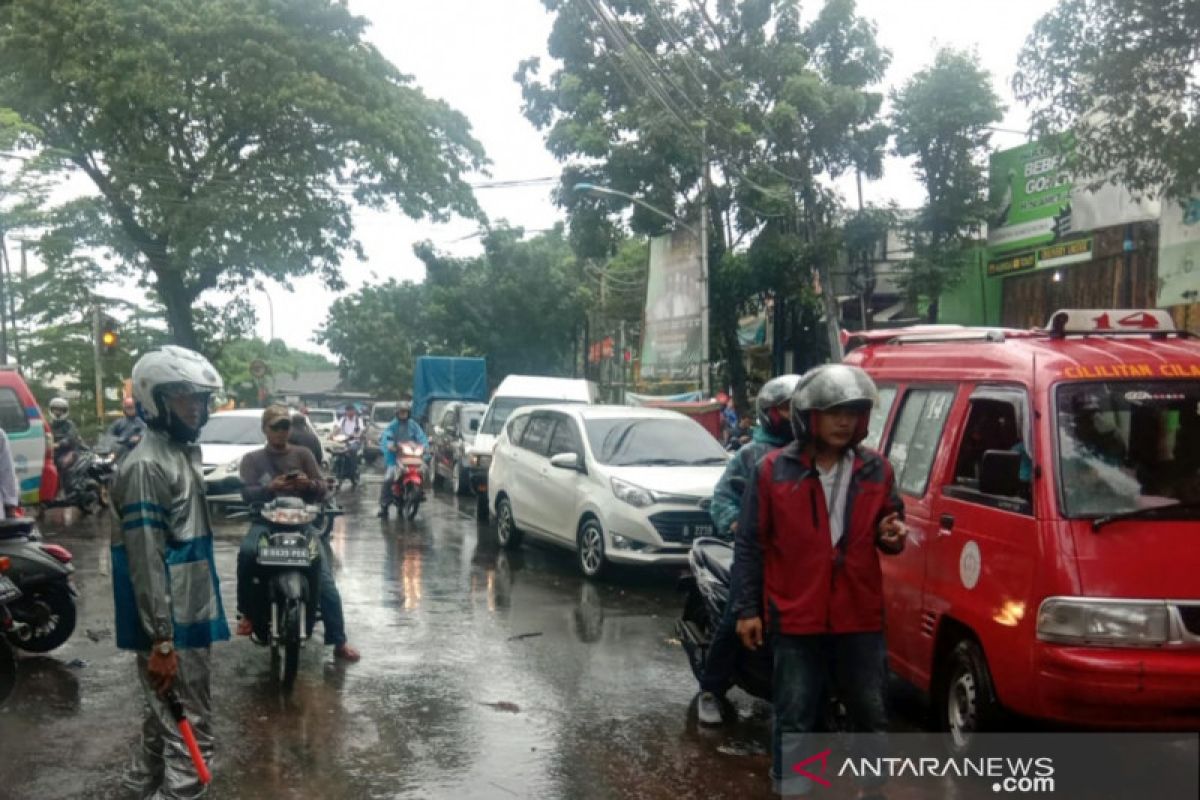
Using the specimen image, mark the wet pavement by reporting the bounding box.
[0,471,945,800]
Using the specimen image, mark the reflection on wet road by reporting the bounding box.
[1,476,932,799]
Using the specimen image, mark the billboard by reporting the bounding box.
[987,139,1073,252]
[640,229,703,384]
[987,137,1158,254]
[1158,197,1200,307]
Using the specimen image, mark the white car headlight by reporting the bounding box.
[611,477,654,508]
[225,458,242,473]
[469,453,492,469]
[1037,598,1169,647]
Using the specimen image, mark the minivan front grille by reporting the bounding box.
[649,511,716,544]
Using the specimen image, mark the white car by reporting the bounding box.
[488,405,729,577]
[304,407,337,438]
[199,409,268,504]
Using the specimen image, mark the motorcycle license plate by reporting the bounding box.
[257,546,310,567]
[0,574,20,603]
[682,524,713,541]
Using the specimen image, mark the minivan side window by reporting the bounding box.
[507,414,530,445]
[441,407,457,431]
[546,416,583,458]
[887,388,955,497]
[520,414,555,456]
[862,385,897,451]
[946,396,1033,512]
[0,388,30,433]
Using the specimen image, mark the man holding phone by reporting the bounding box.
[234,405,360,661]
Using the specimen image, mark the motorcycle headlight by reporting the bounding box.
[611,478,654,508]
[1037,598,1169,647]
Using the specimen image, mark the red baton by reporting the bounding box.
[164,689,211,785]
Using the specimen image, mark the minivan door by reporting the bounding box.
[928,386,1039,704]
[882,384,958,688]
[510,413,555,532]
[538,414,587,542]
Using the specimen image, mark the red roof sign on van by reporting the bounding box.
[1047,308,1176,336]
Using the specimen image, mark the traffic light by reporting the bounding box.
[99,315,120,356]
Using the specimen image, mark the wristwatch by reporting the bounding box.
[155,640,174,656]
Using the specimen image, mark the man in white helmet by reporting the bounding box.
[111,345,230,799]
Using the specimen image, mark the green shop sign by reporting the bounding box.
[987,138,1073,253]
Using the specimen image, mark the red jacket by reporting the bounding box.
[731,443,904,635]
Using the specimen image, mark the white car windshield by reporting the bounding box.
[480,397,583,436]
[198,416,265,446]
[1056,381,1200,518]
[585,418,727,467]
[306,410,335,425]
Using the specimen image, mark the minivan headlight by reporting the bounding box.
[611,478,654,508]
[1037,598,1169,647]
[469,453,492,469]
[225,457,242,473]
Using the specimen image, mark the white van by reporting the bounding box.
[466,376,597,518]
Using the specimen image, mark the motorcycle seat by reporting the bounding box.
[0,518,36,539]
[693,537,733,585]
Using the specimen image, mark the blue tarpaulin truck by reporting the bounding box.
[412,356,488,427]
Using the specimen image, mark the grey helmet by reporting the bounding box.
[791,364,879,446]
[756,374,802,440]
[131,345,223,443]
[48,397,69,417]
[396,400,412,419]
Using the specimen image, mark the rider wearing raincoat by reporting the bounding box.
[111,346,229,799]
[377,400,429,518]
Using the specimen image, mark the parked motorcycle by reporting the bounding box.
[0,517,77,654]
[388,442,427,521]
[237,498,324,689]
[327,433,361,491]
[0,556,21,706]
[677,536,849,729]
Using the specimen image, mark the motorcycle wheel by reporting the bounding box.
[12,582,76,653]
[403,485,421,521]
[276,602,302,690]
[0,636,16,706]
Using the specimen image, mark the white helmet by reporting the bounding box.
[49,397,70,417]
[132,345,223,442]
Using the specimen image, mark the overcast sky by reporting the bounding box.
[14,0,1062,356]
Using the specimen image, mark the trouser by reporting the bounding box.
[236,525,346,646]
[123,648,213,800]
[698,570,741,695]
[772,631,889,796]
[379,466,398,508]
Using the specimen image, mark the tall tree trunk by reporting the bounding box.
[155,269,200,350]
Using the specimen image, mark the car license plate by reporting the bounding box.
[257,546,309,566]
[682,524,713,540]
[0,574,20,603]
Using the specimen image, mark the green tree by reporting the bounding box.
[0,0,486,350]
[518,0,889,400]
[214,337,336,406]
[891,48,1003,321]
[317,279,428,398]
[1015,0,1200,200]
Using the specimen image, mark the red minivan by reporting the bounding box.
[844,309,1200,747]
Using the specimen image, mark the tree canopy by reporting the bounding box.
[892,48,1003,320]
[1014,0,1200,200]
[0,0,487,349]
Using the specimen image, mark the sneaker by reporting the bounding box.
[696,691,723,726]
[334,643,361,662]
[376,507,388,519]
[236,617,253,636]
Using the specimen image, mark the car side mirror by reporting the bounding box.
[550,452,583,472]
[469,419,480,432]
[980,450,1022,497]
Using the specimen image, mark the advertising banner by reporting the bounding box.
[640,229,703,383]
[987,138,1159,254]
[1158,197,1200,307]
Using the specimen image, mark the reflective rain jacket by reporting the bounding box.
[708,426,788,539]
[110,428,230,651]
[380,418,428,468]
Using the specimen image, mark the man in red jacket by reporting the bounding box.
[732,365,906,796]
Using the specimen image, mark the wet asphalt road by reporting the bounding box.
[1,471,793,800]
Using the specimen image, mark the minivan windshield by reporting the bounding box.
[480,397,584,436]
[585,417,728,467]
[1055,381,1200,518]
[198,415,265,446]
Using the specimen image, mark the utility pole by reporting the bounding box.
[618,320,626,405]
[92,302,105,424]
[699,124,711,397]
[0,231,9,365]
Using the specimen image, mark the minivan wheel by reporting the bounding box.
[496,497,522,549]
[937,639,1000,754]
[577,519,607,579]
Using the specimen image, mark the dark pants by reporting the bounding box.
[772,632,888,795]
[236,525,347,647]
[698,572,741,695]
